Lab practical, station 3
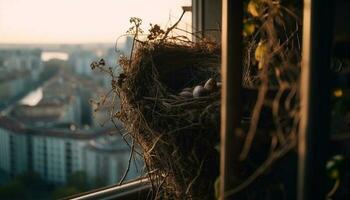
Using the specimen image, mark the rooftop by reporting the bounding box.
[0,115,121,140]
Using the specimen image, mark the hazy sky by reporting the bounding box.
[0,0,191,44]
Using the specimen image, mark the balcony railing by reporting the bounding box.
[64,177,151,200]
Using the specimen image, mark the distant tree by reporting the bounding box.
[51,186,80,200]
[15,171,42,185]
[94,176,107,188]
[67,171,89,191]
[0,180,26,200]
[0,172,53,200]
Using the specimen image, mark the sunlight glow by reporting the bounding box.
[20,87,43,106]
[41,52,69,61]
[0,0,191,44]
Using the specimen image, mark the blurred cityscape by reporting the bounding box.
[0,37,142,199]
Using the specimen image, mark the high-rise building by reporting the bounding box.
[0,116,140,185]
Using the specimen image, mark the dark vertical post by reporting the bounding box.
[298,0,333,199]
[203,0,222,42]
[220,0,243,199]
[192,0,222,42]
[192,0,203,41]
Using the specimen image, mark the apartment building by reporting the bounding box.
[0,116,139,185]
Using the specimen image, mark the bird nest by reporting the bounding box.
[91,0,303,197]
[115,41,221,199]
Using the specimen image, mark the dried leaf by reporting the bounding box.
[247,0,261,17]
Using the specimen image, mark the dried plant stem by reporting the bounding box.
[119,139,135,185]
[240,83,268,160]
[162,10,185,42]
[326,179,340,200]
[226,139,296,197]
[185,158,205,194]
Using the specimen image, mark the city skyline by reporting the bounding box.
[0,41,142,198]
[0,0,191,44]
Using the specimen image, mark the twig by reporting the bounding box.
[226,140,296,197]
[111,118,142,157]
[162,10,186,42]
[272,85,288,145]
[185,158,204,194]
[119,139,135,185]
[154,173,168,199]
[326,179,340,199]
[239,82,268,160]
[146,134,163,155]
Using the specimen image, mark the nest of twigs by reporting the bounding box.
[115,41,221,199]
[91,0,304,198]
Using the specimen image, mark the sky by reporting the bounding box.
[0,0,191,44]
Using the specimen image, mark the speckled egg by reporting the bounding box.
[193,85,209,97]
[204,78,218,92]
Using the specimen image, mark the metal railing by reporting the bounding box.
[63,177,151,200]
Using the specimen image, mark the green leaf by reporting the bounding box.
[243,22,256,37]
